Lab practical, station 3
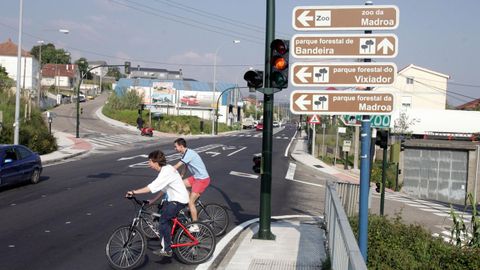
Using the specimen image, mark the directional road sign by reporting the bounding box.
[292,34,398,59]
[293,5,399,31]
[291,62,396,87]
[290,90,394,115]
[341,115,391,128]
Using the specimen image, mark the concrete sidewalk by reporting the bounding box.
[40,131,92,165]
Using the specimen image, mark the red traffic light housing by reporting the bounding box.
[244,70,264,91]
[270,39,289,89]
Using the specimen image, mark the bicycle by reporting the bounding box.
[105,196,216,270]
[140,197,229,238]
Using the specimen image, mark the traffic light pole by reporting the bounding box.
[254,0,275,240]
[214,86,247,135]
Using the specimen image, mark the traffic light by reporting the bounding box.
[125,61,131,74]
[375,182,381,193]
[244,70,263,91]
[270,39,289,89]
[252,154,261,174]
[400,139,406,151]
[375,130,389,149]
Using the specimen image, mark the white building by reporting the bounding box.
[41,63,79,89]
[374,64,480,136]
[0,38,39,91]
[375,64,450,111]
[88,60,108,77]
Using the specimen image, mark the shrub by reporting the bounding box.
[349,214,480,269]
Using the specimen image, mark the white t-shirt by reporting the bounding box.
[147,165,189,204]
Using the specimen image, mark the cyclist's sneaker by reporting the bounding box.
[189,224,200,233]
[153,249,172,257]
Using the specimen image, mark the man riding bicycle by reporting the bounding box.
[173,138,210,232]
[126,150,189,257]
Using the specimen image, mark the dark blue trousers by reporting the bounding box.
[159,201,186,252]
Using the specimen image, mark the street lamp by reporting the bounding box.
[13,0,24,144]
[211,39,240,135]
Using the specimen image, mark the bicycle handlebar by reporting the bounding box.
[126,195,149,206]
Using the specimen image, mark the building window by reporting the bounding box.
[406,77,414,84]
[401,96,412,111]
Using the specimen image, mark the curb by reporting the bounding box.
[195,215,322,270]
[41,150,89,165]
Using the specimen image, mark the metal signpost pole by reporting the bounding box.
[359,0,373,261]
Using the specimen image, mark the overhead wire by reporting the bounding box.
[0,21,262,68]
[112,0,263,45]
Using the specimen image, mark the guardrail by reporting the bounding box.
[325,181,367,270]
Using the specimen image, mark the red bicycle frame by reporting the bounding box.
[170,217,199,248]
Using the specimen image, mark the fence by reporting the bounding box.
[324,181,367,270]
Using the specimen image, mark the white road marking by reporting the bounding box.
[227,146,246,156]
[229,171,259,179]
[205,151,221,157]
[285,163,296,180]
[284,129,298,157]
[287,178,324,188]
[117,154,148,161]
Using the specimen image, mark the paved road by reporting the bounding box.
[0,124,329,270]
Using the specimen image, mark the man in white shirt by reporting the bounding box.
[126,150,189,257]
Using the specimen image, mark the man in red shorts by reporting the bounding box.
[173,138,210,232]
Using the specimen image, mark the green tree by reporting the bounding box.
[107,67,123,81]
[30,43,70,64]
[74,57,92,80]
[0,65,14,90]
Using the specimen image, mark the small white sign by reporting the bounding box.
[338,127,346,133]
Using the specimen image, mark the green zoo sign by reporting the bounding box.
[342,115,391,128]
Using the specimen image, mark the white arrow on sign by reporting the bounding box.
[295,67,311,83]
[294,94,311,111]
[377,38,394,54]
[205,151,221,157]
[117,154,148,161]
[298,10,313,27]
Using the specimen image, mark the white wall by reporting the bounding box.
[0,55,39,90]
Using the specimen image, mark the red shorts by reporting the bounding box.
[187,176,210,194]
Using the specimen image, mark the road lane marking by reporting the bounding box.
[227,146,246,156]
[285,163,296,180]
[205,151,221,157]
[284,129,298,157]
[287,178,324,188]
[229,171,259,179]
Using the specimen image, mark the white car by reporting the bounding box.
[273,121,280,127]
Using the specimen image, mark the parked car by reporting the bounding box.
[180,95,199,106]
[273,121,280,127]
[0,145,42,186]
[256,122,264,131]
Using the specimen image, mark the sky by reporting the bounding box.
[1,0,479,105]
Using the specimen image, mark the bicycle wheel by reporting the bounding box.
[106,225,146,270]
[198,203,229,236]
[139,204,160,239]
[173,222,216,265]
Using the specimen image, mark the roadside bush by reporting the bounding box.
[0,91,56,154]
[349,214,480,269]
